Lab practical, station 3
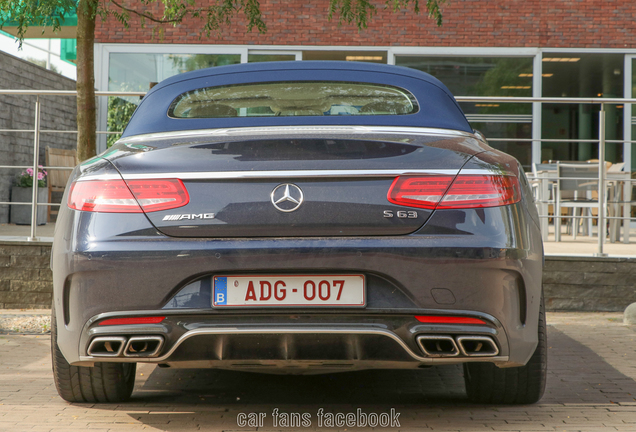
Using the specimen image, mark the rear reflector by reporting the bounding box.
[68,179,189,213]
[387,175,520,209]
[415,315,487,325]
[99,316,166,326]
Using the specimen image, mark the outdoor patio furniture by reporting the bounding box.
[606,163,634,242]
[45,146,78,222]
[529,163,557,241]
[554,162,616,242]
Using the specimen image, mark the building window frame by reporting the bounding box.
[390,48,541,166]
[248,50,302,61]
[95,43,395,151]
[95,43,636,165]
[541,48,630,168]
[624,54,634,172]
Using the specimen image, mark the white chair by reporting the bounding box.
[608,162,625,173]
[606,162,634,242]
[532,163,557,176]
[530,163,557,240]
[554,162,615,242]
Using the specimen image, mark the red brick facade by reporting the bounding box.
[95,0,636,48]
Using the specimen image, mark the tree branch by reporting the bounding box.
[109,0,186,24]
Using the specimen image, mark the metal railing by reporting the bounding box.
[0,90,145,241]
[0,91,634,256]
[455,96,636,256]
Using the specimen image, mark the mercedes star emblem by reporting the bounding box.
[271,183,304,212]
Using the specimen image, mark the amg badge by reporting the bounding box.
[162,213,215,221]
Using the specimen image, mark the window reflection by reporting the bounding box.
[248,54,296,62]
[107,53,241,146]
[541,54,623,162]
[109,53,241,93]
[396,56,534,168]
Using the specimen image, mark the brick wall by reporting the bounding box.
[2,240,635,311]
[95,0,636,48]
[0,242,52,309]
[0,51,77,224]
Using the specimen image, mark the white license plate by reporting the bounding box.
[213,275,365,307]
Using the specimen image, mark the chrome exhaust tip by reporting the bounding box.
[416,335,460,357]
[456,336,499,357]
[87,336,127,357]
[123,336,164,358]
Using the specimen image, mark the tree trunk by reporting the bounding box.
[75,0,98,162]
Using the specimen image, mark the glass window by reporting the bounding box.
[470,123,533,167]
[396,56,534,168]
[108,53,241,92]
[107,53,241,146]
[248,54,296,63]
[168,81,419,118]
[302,51,386,63]
[542,53,623,163]
[395,56,533,110]
[631,58,636,170]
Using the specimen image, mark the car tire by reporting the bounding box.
[463,295,547,404]
[51,306,136,403]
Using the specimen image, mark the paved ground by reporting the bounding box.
[1,312,636,431]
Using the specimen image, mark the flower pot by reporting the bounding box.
[10,186,48,225]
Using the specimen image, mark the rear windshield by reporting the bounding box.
[168,81,419,118]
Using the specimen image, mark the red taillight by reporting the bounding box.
[99,316,166,326]
[387,176,453,209]
[387,175,520,210]
[415,315,487,325]
[68,179,189,213]
[438,175,521,209]
[127,179,190,212]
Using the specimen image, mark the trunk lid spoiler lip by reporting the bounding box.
[117,125,477,144]
[75,168,515,183]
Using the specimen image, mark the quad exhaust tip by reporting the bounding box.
[456,336,499,357]
[416,335,459,357]
[87,336,127,357]
[416,335,499,358]
[87,335,165,358]
[124,336,164,358]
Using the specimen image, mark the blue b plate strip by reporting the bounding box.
[214,277,227,306]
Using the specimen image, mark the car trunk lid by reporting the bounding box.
[105,132,484,237]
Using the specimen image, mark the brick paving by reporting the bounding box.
[1,312,636,431]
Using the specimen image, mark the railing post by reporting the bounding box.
[28,96,41,242]
[595,103,607,257]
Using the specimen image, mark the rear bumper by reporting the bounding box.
[77,313,509,372]
[52,204,543,369]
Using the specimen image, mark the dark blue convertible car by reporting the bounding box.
[51,61,546,404]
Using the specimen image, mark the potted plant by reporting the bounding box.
[10,166,48,225]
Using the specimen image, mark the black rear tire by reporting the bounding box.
[463,296,547,404]
[51,306,136,403]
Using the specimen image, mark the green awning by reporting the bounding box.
[61,38,76,62]
[1,6,77,38]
